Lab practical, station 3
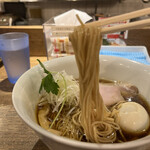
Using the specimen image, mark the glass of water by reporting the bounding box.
[0,32,30,84]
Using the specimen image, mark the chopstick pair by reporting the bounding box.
[78,8,150,34]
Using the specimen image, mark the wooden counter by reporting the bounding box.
[0,26,150,56]
[0,57,50,150]
[0,26,43,29]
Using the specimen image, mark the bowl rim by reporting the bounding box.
[12,55,150,149]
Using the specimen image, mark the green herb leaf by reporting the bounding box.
[37,59,59,95]
[37,59,49,74]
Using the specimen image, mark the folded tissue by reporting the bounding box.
[54,9,92,25]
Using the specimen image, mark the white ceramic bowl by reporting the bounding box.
[12,55,150,150]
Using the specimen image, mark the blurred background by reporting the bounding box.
[0,0,150,57]
[0,0,150,26]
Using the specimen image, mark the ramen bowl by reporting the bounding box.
[12,55,150,150]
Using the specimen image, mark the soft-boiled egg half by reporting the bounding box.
[116,102,150,135]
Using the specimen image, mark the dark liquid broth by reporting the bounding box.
[36,79,150,143]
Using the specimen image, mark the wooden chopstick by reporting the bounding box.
[76,14,84,27]
[76,8,150,34]
[101,18,150,34]
[87,8,150,27]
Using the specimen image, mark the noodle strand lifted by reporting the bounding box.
[69,25,120,143]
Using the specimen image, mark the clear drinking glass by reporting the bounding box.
[0,32,30,84]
